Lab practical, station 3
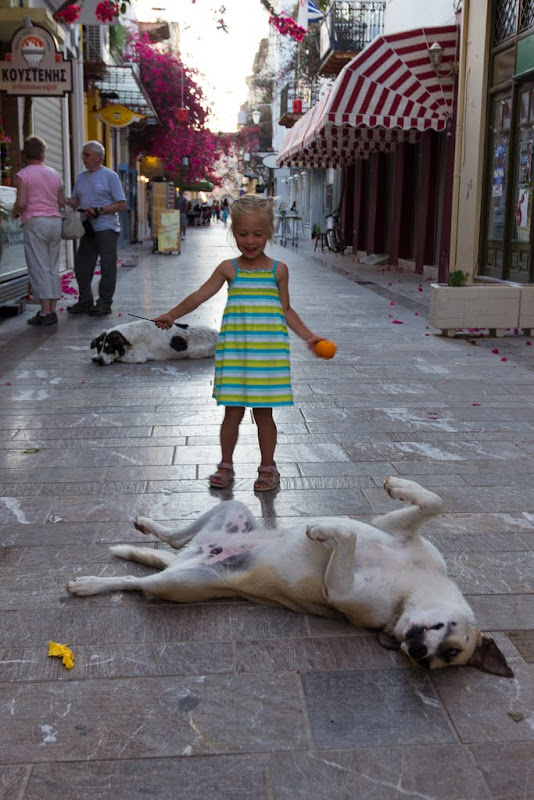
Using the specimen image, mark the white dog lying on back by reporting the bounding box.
[91,319,218,365]
[67,477,513,677]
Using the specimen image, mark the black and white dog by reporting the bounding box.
[90,319,218,365]
[67,477,513,677]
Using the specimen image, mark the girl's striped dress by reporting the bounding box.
[213,259,293,407]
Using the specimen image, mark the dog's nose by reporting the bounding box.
[404,625,428,661]
[91,356,105,365]
[407,641,428,660]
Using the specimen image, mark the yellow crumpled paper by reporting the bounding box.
[48,641,74,670]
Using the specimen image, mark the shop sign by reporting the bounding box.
[0,24,72,96]
[94,104,146,128]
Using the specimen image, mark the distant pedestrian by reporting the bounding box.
[221,197,229,226]
[178,192,189,240]
[153,194,324,492]
[14,136,65,326]
[67,141,126,316]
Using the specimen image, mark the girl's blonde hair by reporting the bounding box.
[230,195,274,241]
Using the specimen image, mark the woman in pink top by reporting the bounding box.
[14,136,65,326]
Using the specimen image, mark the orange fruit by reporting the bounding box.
[314,339,337,359]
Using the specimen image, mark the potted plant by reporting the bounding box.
[429,271,522,337]
[311,223,320,240]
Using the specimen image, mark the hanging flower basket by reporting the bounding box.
[177,108,189,122]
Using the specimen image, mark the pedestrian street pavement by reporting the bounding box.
[0,222,533,799]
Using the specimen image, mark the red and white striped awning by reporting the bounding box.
[277,25,458,168]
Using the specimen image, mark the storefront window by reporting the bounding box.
[488,96,510,245]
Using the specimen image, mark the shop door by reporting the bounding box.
[509,82,534,282]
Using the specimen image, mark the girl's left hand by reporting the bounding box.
[306,335,325,351]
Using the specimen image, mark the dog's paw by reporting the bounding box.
[66,576,101,596]
[384,477,442,510]
[306,524,345,543]
[134,515,156,535]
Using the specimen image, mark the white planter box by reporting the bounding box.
[429,283,521,337]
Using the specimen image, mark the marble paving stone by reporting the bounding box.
[236,635,406,672]
[392,457,534,475]
[507,631,534,662]
[0,641,235,682]
[468,594,534,629]
[0,446,175,469]
[23,755,270,800]
[445,550,534,593]
[0,673,308,763]
[344,439,526,464]
[0,766,30,800]
[0,497,52,525]
[267,746,491,800]
[363,484,534,514]
[4,436,186,449]
[0,603,307,647]
[427,530,529,553]
[432,660,534,743]
[0,480,148,497]
[173,442,352,465]
[298,460,396,477]
[0,520,139,547]
[301,669,455,748]
[470,742,534,800]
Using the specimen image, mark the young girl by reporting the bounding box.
[154,194,324,491]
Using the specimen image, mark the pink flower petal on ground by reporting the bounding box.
[81,380,86,384]
[414,312,419,316]
[390,301,396,305]
[491,349,499,354]
[501,357,508,362]
[4,382,11,385]
[424,333,430,336]
[472,402,481,406]
[418,286,423,291]
[527,341,532,346]
[392,319,403,324]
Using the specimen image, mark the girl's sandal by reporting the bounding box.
[254,464,280,492]
[209,462,235,489]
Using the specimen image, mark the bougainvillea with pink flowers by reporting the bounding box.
[95,0,120,24]
[54,4,81,24]
[131,35,227,184]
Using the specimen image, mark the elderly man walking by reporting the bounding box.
[67,141,127,316]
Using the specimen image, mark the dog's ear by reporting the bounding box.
[91,333,105,350]
[467,634,514,678]
[376,632,401,651]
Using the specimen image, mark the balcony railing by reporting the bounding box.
[279,81,320,127]
[319,0,386,74]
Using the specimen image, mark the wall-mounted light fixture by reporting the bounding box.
[252,109,261,125]
[428,42,458,77]
[181,156,189,166]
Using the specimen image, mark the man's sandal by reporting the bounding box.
[209,462,235,489]
[254,464,280,492]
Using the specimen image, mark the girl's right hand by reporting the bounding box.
[153,313,175,330]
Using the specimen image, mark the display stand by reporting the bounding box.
[151,182,180,254]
